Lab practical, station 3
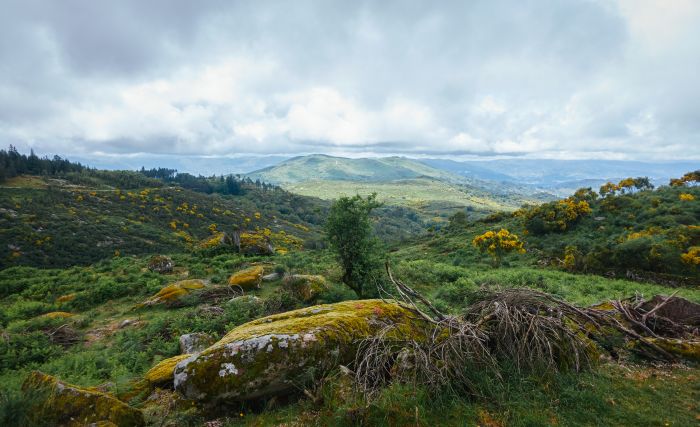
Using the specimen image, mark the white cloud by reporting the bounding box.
[0,0,698,161]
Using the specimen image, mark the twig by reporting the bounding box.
[386,262,446,322]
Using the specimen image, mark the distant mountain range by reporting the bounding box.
[418,158,698,195]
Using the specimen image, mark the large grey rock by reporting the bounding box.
[179,333,216,354]
[172,299,429,402]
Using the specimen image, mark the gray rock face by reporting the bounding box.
[179,333,215,354]
[262,272,281,282]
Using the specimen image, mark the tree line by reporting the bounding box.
[0,145,281,196]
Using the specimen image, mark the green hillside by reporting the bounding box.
[1,151,698,426]
[246,154,461,183]
[248,154,555,220]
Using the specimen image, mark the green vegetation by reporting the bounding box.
[0,159,698,425]
[325,194,383,297]
[248,154,555,221]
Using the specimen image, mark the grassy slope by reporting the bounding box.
[1,176,699,426]
[249,155,555,220]
[1,244,698,425]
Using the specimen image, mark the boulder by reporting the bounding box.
[173,299,428,402]
[144,354,193,386]
[39,311,74,319]
[179,332,216,354]
[137,279,206,307]
[238,232,274,256]
[147,255,174,274]
[198,232,233,250]
[283,274,329,301]
[22,371,144,426]
[262,272,282,282]
[228,266,264,290]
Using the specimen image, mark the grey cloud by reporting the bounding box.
[0,0,698,161]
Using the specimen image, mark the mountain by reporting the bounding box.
[419,159,698,192]
[246,155,555,219]
[246,154,461,184]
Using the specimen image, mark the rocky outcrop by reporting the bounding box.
[144,354,193,386]
[136,279,206,307]
[238,231,275,256]
[228,266,264,290]
[179,332,215,354]
[22,371,144,426]
[172,299,428,402]
[283,274,328,301]
[147,255,174,274]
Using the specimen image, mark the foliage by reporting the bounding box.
[472,228,525,266]
[521,196,591,235]
[669,170,700,187]
[325,193,383,297]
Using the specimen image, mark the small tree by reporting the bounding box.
[325,193,382,298]
[472,228,525,267]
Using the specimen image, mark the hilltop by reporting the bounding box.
[247,154,555,219]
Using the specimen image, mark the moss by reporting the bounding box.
[22,371,144,426]
[56,293,76,303]
[228,266,264,290]
[173,299,430,401]
[39,311,74,319]
[284,274,328,301]
[647,339,700,361]
[137,279,206,307]
[145,354,193,385]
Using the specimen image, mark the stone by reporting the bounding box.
[136,279,206,307]
[228,266,264,290]
[147,255,174,274]
[283,274,329,301]
[172,299,430,402]
[179,332,216,354]
[262,272,281,282]
[22,371,144,426]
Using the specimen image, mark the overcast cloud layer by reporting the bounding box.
[1,0,699,161]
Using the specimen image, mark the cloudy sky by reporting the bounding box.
[2,0,699,164]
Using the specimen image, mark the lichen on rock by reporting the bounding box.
[39,311,74,319]
[136,279,206,307]
[283,274,328,301]
[173,299,429,402]
[22,371,144,426]
[144,354,194,386]
[147,255,174,274]
[179,332,216,354]
[228,266,264,290]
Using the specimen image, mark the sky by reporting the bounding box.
[1,0,699,166]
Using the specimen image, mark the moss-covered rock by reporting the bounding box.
[56,293,76,304]
[144,354,193,386]
[22,371,144,426]
[147,255,174,274]
[647,338,700,361]
[137,279,206,307]
[39,311,74,319]
[228,266,264,290]
[239,232,274,255]
[283,274,328,301]
[173,299,428,402]
[179,332,216,354]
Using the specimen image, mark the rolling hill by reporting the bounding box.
[247,155,555,220]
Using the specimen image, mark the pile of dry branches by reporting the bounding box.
[353,264,699,397]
